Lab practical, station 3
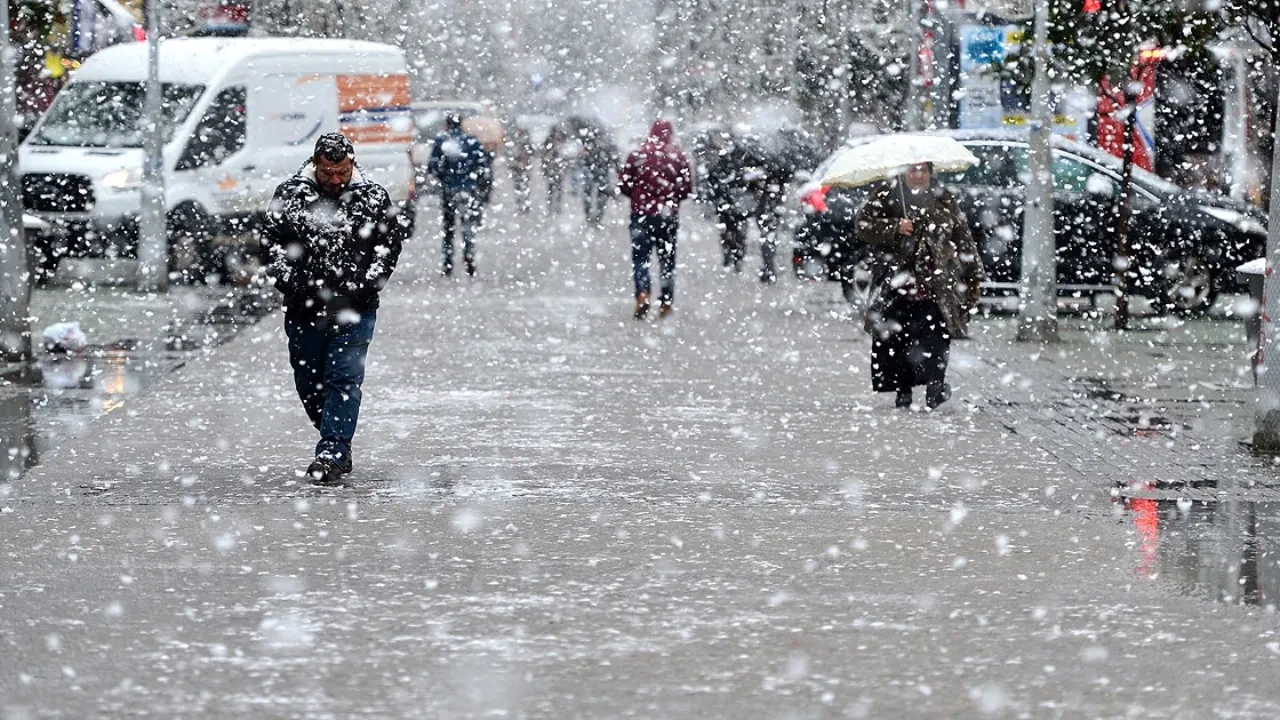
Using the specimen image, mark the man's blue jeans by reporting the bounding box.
[284,310,376,466]
[441,190,481,273]
[630,214,678,305]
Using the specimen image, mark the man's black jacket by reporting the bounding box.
[261,162,409,323]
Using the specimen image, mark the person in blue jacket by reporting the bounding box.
[428,113,493,277]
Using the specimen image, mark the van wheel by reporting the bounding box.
[167,204,222,284]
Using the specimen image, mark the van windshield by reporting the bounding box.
[30,81,205,148]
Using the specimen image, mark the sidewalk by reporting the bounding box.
[2,205,1279,718]
[0,283,275,483]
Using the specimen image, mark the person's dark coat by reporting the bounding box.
[508,126,535,176]
[428,127,492,195]
[619,120,694,216]
[856,180,984,337]
[703,141,755,219]
[581,133,618,187]
[262,162,407,322]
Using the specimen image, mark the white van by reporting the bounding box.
[19,37,415,280]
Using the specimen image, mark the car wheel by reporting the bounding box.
[28,233,61,285]
[167,204,222,284]
[1157,254,1217,317]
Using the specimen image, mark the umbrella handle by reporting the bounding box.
[899,182,908,217]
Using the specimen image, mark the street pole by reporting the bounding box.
[1251,89,1280,454]
[137,0,168,292]
[1016,0,1058,343]
[1112,81,1137,331]
[905,0,924,131]
[0,0,32,361]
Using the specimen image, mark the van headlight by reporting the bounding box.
[101,168,142,190]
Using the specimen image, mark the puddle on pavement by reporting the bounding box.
[0,287,275,481]
[1119,481,1280,609]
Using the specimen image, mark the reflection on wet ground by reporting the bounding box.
[0,288,275,481]
[1120,480,1279,609]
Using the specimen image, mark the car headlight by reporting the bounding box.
[1199,204,1267,235]
[101,168,142,190]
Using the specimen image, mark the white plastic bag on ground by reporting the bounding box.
[41,322,88,355]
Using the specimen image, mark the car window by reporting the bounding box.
[1053,154,1114,195]
[176,86,246,171]
[941,144,1026,188]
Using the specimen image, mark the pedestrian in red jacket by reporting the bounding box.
[619,120,694,319]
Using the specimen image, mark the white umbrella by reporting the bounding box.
[819,134,979,189]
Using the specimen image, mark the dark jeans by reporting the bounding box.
[871,298,950,393]
[583,186,609,224]
[718,211,747,270]
[546,174,563,214]
[755,201,782,278]
[582,171,611,224]
[512,170,531,214]
[285,310,377,465]
[630,214,678,305]
[441,190,481,272]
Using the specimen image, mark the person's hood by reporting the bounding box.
[647,120,675,146]
[295,159,368,189]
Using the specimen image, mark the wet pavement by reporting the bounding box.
[0,285,276,483]
[3,198,1280,718]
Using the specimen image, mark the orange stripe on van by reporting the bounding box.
[340,126,414,144]
[337,74,411,113]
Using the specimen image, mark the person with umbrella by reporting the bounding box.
[579,124,618,227]
[507,124,536,215]
[836,136,983,410]
[743,128,819,283]
[542,123,571,216]
[701,129,751,272]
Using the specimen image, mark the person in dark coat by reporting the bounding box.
[261,133,409,483]
[507,125,535,215]
[747,161,791,284]
[580,129,618,226]
[542,124,571,215]
[428,113,492,277]
[702,132,751,272]
[856,163,983,410]
[618,120,694,319]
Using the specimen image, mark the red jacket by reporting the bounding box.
[619,121,693,216]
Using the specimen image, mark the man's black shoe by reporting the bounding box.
[926,382,952,410]
[307,458,344,486]
[895,389,913,409]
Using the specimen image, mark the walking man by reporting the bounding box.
[580,127,617,226]
[619,120,693,319]
[262,133,409,484]
[507,124,535,215]
[428,113,492,277]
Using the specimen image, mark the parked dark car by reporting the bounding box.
[793,129,1269,316]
